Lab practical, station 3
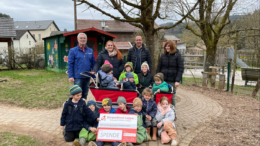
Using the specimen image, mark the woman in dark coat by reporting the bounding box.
[156,40,184,108]
[93,41,125,79]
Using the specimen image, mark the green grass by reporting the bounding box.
[181,77,259,99]
[0,69,71,109]
[0,131,44,146]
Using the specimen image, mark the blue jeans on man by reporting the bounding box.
[74,78,90,99]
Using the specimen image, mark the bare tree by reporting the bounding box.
[177,0,238,71]
[77,0,199,73]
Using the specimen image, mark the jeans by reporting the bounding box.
[168,82,177,109]
[74,78,90,99]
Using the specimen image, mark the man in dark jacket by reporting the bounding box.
[127,36,152,74]
[68,33,96,100]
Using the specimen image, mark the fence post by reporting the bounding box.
[227,61,231,91]
[218,74,225,91]
[231,32,239,93]
[202,72,208,88]
[211,68,216,88]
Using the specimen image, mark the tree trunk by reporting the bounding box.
[143,25,156,75]
[204,43,217,72]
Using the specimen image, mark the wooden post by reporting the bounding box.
[73,0,77,30]
[218,74,225,91]
[251,75,260,97]
[211,68,216,88]
[202,72,208,88]
[231,32,238,93]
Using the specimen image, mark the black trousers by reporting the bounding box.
[63,130,81,142]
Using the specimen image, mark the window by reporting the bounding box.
[38,34,41,41]
[32,34,35,38]
[29,41,31,45]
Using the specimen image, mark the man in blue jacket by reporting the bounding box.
[68,33,96,100]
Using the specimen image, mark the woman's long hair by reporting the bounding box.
[105,40,123,60]
[164,40,177,54]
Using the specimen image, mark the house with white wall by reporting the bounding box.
[14,20,60,45]
[13,30,37,55]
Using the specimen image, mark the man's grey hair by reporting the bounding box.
[135,35,143,40]
[77,33,87,39]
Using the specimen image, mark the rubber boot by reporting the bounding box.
[152,127,157,141]
[171,139,177,146]
[147,127,151,140]
[73,138,82,146]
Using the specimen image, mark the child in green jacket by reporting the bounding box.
[119,62,139,85]
[152,73,169,93]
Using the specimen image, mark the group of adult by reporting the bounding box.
[68,33,184,108]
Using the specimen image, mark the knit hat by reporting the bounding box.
[124,62,133,72]
[104,60,113,68]
[87,100,96,107]
[69,85,82,95]
[125,72,134,79]
[117,96,126,104]
[141,61,149,71]
[101,64,113,73]
[154,73,164,82]
[133,98,142,107]
[102,98,112,107]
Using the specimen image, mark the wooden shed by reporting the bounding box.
[43,27,118,73]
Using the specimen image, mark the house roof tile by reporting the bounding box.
[0,18,16,37]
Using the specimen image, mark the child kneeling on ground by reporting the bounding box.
[98,63,118,89]
[74,100,100,146]
[152,73,169,93]
[141,88,158,141]
[129,98,150,144]
[60,85,99,143]
[88,97,126,146]
[155,97,177,146]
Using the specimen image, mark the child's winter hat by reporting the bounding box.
[154,73,164,82]
[102,98,112,107]
[124,62,133,71]
[117,96,127,104]
[125,72,134,79]
[133,98,142,107]
[101,64,113,73]
[104,60,113,68]
[87,100,96,107]
[141,61,149,71]
[69,85,82,95]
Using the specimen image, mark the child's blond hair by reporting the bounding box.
[142,87,154,99]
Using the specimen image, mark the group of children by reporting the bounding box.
[61,85,177,146]
[98,60,170,95]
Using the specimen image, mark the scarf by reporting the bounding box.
[157,103,171,115]
[107,49,118,57]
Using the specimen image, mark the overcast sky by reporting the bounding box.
[0,0,170,31]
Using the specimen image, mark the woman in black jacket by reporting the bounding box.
[156,40,184,108]
[93,41,125,79]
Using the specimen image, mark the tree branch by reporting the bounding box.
[152,0,162,20]
[80,0,141,22]
[186,25,202,37]
[153,0,200,33]
[121,0,143,9]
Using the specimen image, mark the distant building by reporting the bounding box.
[14,20,60,44]
[0,18,16,55]
[13,30,37,55]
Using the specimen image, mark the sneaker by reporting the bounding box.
[79,137,86,146]
[88,141,97,146]
[126,142,133,146]
[171,140,177,146]
[118,142,126,146]
[73,138,82,146]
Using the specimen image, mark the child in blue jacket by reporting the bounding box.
[60,85,99,142]
[141,88,158,141]
[98,64,118,89]
[123,72,136,90]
